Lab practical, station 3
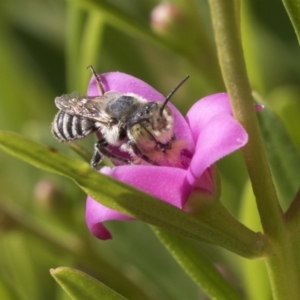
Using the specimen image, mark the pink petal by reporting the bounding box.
[194,167,215,194]
[85,197,132,240]
[186,93,232,144]
[88,72,164,101]
[186,114,248,186]
[85,165,189,239]
[88,72,195,153]
[101,165,189,207]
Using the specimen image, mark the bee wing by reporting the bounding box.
[54,91,122,124]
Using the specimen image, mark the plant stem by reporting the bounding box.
[79,11,105,93]
[285,187,300,233]
[208,0,282,239]
[265,232,300,299]
[208,0,300,298]
[66,4,85,91]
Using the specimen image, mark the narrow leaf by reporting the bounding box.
[282,0,300,45]
[153,227,243,300]
[50,267,127,300]
[0,131,269,258]
[257,105,300,207]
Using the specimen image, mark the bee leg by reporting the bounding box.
[92,139,133,169]
[128,141,159,166]
[90,149,103,170]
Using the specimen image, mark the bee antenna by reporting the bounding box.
[87,65,105,95]
[160,75,190,115]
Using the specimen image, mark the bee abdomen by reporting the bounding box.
[52,111,97,142]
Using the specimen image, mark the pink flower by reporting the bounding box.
[85,72,248,239]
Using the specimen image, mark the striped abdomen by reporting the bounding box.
[52,110,97,142]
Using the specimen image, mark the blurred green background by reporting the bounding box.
[1,0,300,299]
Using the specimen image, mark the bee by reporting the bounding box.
[52,66,189,169]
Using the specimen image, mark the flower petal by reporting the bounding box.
[186,93,232,144]
[88,72,164,100]
[85,164,190,239]
[88,72,195,152]
[85,197,132,240]
[186,114,248,186]
[101,165,189,207]
[86,165,190,240]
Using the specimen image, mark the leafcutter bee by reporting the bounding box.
[52,66,189,169]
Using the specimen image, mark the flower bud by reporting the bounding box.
[151,3,183,36]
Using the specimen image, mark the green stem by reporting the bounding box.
[285,187,300,233]
[208,0,300,299]
[66,4,85,91]
[265,232,300,300]
[79,11,105,93]
[208,0,282,239]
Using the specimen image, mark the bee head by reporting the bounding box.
[129,102,174,149]
[128,75,190,147]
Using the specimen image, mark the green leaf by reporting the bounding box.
[50,267,127,300]
[268,85,300,154]
[0,130,270,258]
[257,104,300,208]
[282,0,300,46]
[153,227,243,300]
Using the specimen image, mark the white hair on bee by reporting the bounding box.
[52,66,190,169]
